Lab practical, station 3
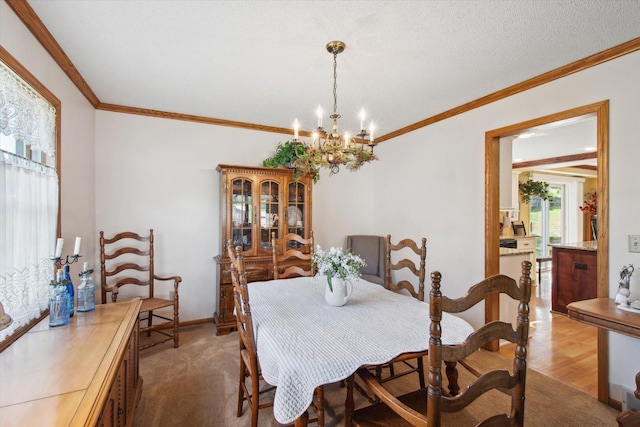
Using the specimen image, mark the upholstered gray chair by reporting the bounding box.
[345,235,385,285]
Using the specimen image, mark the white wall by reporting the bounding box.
[94,112,376,322]
[5,0,640,402]
[368,50,640,400]
[95,112,281,320]
[1,3,96,282]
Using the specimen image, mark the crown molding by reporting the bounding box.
[96,103,297,136]
[376,37,640,143]
[5,0,100,107]
[6,0,640,141]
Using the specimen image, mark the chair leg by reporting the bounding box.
[237,359,247,417]
[173,303,179,348]
[345,375,355,427]
[315,385,325,427]
[250,365,260,427]
[445,360,460,396]
[417,357,426,389]
[147,310,153,337]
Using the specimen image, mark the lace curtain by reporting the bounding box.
[0,58,58,342]
[0,62,56,156]
[0,152,58,341]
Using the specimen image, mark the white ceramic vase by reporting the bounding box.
[324,277,353,307]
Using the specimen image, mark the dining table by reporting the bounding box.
[248,275,475,426]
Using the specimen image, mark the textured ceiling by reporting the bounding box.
[24,0,640,143]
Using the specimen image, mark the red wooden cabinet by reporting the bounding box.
[552,246,597,314]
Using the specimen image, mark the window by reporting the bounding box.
[528,173,584,257]
[0,52,60,349]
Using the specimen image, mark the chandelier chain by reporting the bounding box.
[333,51,338,118]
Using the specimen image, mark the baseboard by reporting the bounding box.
[150,317,214,331]
[610,397,623,411]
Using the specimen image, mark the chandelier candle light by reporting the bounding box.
[291,41,378,175]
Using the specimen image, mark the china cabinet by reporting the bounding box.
[214,164,313,335]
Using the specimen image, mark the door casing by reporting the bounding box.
[484,100,609,402]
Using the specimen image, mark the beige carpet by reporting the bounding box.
[133,323,619,426]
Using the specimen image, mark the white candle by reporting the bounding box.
[293,119,299,140]
[344,132,350,148]
[54,238,64,258]
[73,237,82,255]
[370,122,375,143]
[359,107,366,130]
[316,106,323,128]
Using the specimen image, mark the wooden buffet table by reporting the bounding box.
[0,299,142,427]
[567,298,640,338]
[568,297,640,408]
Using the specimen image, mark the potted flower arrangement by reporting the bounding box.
[579,192,597,216]
[312,246,366,292]
[579,192,597,239]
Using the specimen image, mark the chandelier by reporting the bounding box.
[291,41,377,176]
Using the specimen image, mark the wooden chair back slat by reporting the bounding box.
[103,246,150,260]
[103,262,150,277]
[442,322,519,362]
[272,231,314,279]
[385,235,427,301]
[440,369,516,413]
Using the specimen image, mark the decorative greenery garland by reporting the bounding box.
[262,141,319,182]
[518,179,551,204]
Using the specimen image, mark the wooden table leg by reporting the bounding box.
[294,410,309,427]
[445,360,460,396]
[345,374,355,427]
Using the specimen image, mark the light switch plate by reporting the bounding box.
[629,235,640,253]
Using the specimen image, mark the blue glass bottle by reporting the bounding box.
[77,262,96,312]
[63,264,74,317]
[49,270,69,327]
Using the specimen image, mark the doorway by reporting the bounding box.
[485,100,610,402]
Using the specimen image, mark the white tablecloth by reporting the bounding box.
[248,276,474,424]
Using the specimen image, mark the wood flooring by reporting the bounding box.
[497,267,598,399]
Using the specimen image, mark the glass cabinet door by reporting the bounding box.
[287,181,306,244]
[231,178,253,253]
[259,180,280,253]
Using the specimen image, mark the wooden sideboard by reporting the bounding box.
[0,299,142,427]
[567,298,640,414]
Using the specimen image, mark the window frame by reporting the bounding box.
[0,46,61,352]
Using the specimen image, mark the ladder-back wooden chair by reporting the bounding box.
[100,229,182,349]
[349,261,532,427]
[385,234,427,300]
[271,231,314,279]
[374,235,428,389]
[228,241,324,426]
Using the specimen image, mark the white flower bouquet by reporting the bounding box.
[312,245,366,292]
